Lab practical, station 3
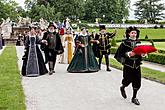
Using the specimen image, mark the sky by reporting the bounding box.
[14,0,165,20]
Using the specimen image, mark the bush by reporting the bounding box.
[110,47,118,54]
[145,35,149,40]
[144,53,165,65]
[158,49,165,54]
[125,20,139,24]
[111,37,117,47]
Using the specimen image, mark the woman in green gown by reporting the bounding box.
[67,28,99,73]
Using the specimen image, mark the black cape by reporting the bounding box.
[114,39,142,68]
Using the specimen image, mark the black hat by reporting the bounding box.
[29,25,37,30]
[99,25,106,30]
[48,22,56,29]
[125,26,140,39]
[81,27,86,31]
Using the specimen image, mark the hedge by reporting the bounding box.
[110,47,165,65]
[144,53,165,65]
[158,49,165,54]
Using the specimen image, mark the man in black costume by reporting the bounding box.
[95,25,116,71]
[41,22,64,75]
[114,26,142,105]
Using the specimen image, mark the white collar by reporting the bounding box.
[80,32,87,36]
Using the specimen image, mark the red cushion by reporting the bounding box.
[133,45,157,55]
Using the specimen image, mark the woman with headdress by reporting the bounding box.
[21,26,48,76]
[63,29,74,64]
[67,28,99,73]
[114,26,142,105]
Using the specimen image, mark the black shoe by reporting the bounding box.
[52,70,55,73]
[106,68,111,71]
[132,98,140,105]
[120,86,127,99]
[49,71,53,75]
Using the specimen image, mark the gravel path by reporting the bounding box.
[16,46,165,110]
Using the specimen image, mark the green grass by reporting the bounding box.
[0,46,26,110]
[89,28,165,40]
[154,42,165,50]
[102,58,165,84]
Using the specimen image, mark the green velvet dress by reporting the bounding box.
[67,34,99,73]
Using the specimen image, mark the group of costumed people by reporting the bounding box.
[21,23,116,76]
[21,21,157,105]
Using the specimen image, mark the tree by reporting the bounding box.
[25,0,85,21]
[84,0,130,23]
[24,0,130,23]
[134,0,165,23]
[0,0,26,22]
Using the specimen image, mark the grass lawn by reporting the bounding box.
[102,58,165,84]
[0,46,26,110]
[88,28,165,40]
[154,42,165,50]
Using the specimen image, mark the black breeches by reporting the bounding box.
[99,54,109,66]
[47,49,57,62]
[46,49,57,71]
[122,65,141,89]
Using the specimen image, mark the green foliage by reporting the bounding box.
[84,0,130,23]
[158,49,165,54]
[0,46,26,110]
[145,35,149,40]
[0,0,26,21]
[134,0,165,23]
[110,47,118,54]
[144,53,165,65]
[111,37,117,47]
[25,0,85,21]
[24,0,130,23]
[125,20,139,24]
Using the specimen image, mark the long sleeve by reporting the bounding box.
[24,36,29,50]
[107,32,116,38]
[114,43,127,64]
